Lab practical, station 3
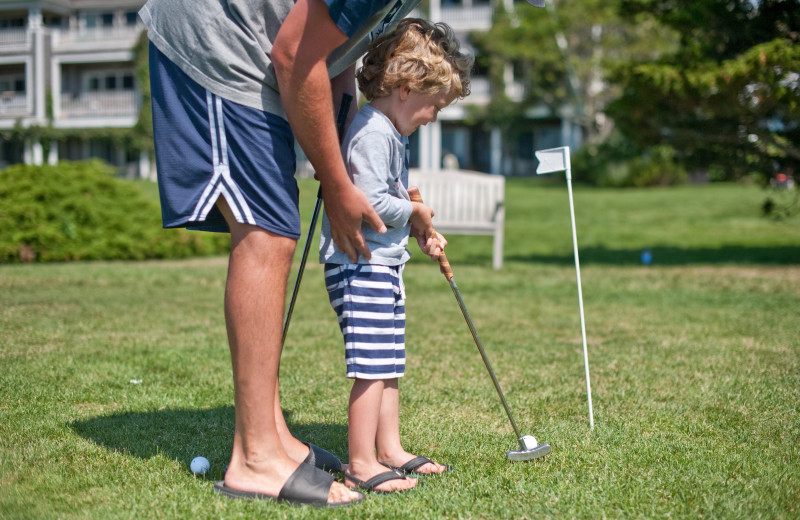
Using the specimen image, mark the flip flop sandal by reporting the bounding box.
[303,443,343,474]
[392,455,453,475]
[214,463,364,508]
[344,469,411,494]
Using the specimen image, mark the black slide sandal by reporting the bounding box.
[214,463,364,508]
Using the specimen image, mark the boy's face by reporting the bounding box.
[395,86,457,136]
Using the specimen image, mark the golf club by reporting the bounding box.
[282,92,353,348]
[408,186,551,462]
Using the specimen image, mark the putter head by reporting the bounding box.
[507,443,551,461]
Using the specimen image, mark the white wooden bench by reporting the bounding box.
[408,169,505,269]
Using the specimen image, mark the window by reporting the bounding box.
[518,131,535,160]
[44,15,65,28]
[84,71,135,92]
[84,14,98,28]
[0,18,26,29]
[0,75,23,93]
[125,12,139,26]
[83,12,114,29]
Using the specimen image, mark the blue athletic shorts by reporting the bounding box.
[149,43,300,238]
[324,264,406,380]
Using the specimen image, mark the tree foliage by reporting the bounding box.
[469,0,798,183]
[609,0,800,180]
[471,0,678,145]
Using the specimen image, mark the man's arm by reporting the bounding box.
[271,0,385,262]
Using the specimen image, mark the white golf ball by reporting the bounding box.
[520,435,538,450]
[190,456,210,475]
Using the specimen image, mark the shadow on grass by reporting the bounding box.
[70,407,347,477]
[509,245,800,266]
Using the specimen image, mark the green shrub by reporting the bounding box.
[0,160,228,262]
[574,132,688,187]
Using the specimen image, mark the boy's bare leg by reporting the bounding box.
[217,199,358,504]
[376,379,448,475]
[346,379,416,492]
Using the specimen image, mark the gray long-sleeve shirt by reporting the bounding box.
[319,104,413,266]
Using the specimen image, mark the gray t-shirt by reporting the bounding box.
[139,0,420,118]
[319,104,413,266]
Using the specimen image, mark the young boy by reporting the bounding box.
[319,18,472,493]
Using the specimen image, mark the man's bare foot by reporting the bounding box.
[224,458,361,505]
[328,481,362,504]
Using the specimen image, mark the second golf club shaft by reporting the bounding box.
[408,187,523,441]
[282,92,353,348]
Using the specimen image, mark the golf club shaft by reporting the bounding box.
[282,92,353,348]
[408,187,523,441]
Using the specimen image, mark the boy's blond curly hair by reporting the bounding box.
[357,18,472,101]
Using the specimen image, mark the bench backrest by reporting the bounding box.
[407,169,505,235]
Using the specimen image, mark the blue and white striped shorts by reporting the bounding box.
[324,264,406,380]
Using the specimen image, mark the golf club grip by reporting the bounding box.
[407,187,454,281]
[337,93,353,141]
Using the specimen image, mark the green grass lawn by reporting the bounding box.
[1,178,798,519]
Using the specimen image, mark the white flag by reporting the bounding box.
[535,146,571,174]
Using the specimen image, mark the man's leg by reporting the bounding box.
[273,381,315,462]
[217,199,358,503]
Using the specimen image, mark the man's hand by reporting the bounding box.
[323,181,386,262]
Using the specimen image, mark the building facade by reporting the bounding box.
[0,0,148,176]
[0,0,581,177]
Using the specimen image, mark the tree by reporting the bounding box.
[608,0,800,181]
[470,0,678,146]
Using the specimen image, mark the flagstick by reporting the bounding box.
[564,157,594,430]
[535,147,594,430]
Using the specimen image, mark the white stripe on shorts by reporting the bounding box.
[190,92,256,226]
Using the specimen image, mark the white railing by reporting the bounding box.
[53,25,142,45]
[439,5,494,31]
[0,28,28,46]
[0,92,28,116]
[59,90,139,118]
[469,77,491,103]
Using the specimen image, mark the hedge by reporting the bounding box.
[0,160,229,262]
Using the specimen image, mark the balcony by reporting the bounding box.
[59,90,139,120]
[52,25,143,51]
[463,77,525,105]
[0,28,29,50]
[0,92,28,116]
[439,5,494,32]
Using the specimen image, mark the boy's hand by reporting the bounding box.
[415,230,447,260]
[410,201,446,261]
